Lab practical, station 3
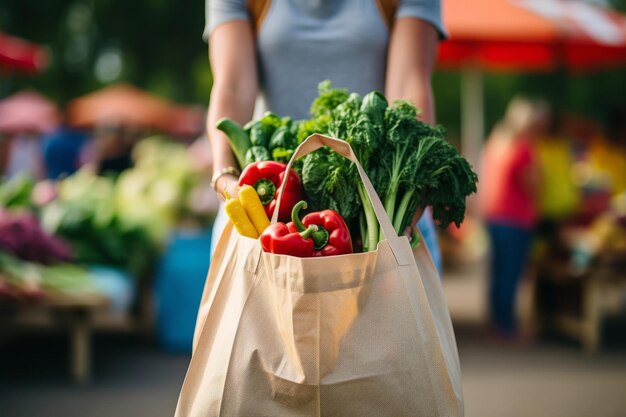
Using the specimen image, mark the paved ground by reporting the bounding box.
[445,257,626,417]
[2,260,626,417]
[457,323,626,417]
[1,333,187,417]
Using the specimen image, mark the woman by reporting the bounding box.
[480,96,544,340]
[206,0,446,268]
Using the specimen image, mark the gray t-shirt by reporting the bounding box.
[205,0,445,120]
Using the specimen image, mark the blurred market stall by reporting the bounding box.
[439,0,626,351]
[439,0,626,167]
[64,83,204,175]
[0,135,218,382]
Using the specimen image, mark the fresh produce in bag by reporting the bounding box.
[238,184,271,235]
[218,81,477,253]
[260,200,352,257]
[287,201,352,256]
[300,81,478,251]
[259,205,319,258]
[174,135,464,417]
[223,184,271,239]
[237,161,304,222]
[217,111,297,169]
[223,190,259,239]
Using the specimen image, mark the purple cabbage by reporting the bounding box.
[0,210,74,264]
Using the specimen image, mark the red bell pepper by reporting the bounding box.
[260,202,319,257]
[289,201,353,257]
[237,161,304,222]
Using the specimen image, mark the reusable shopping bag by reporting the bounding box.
[175,134,464,417]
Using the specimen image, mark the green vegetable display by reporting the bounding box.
[0,135,219,299]
[39,170,158,277]
[0,174,36,209]
[0,251,94,299]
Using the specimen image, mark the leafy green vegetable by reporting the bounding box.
[259,111,283,129]
[271,148,294,163]
[300,87,387,249]
[245,146,272,165]
[302,147,361,223]
[249,124,273,148]
[378,102,477,233]
[268,125,297,151]
[216,118,251,169]
[310,80,350,117]
[296,81,349,144]
[300,81,478,251]
[297,114,332,145]
[220,112,301,168]
[249,112,283,148]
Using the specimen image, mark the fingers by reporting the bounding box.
[411,206,425,227]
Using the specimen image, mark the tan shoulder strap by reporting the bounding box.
[376,0,398,29]
[247,0,271,34]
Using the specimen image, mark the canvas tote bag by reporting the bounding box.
[175,134,464,417]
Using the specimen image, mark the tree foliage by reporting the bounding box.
[0,0,210,104]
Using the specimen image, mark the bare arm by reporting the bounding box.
[207,21,258,197]
[385,18,438,125]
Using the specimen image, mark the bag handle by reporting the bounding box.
[271,134,414,266]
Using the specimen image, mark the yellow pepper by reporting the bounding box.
[224,190,259,239]
[238,184,271,235]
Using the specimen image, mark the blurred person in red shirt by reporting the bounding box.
[480,96,547,341]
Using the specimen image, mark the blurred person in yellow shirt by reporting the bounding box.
[533,111,580,224]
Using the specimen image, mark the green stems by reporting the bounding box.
[359,211,368,252]
[393,189,415,234]
[357,183,378,251]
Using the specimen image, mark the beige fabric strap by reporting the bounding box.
[376,0,398,29]
[271,134,413,265]
[247,0,271,34]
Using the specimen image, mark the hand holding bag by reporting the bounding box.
[175,134,464,417]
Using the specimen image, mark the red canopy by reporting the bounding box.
[67,83,204,138]
[0,32,49,74]
[439,0,626,71]
[67,84,173,130]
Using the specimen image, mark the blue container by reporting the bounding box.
[89,265,135,314]
[154,228,212,352]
